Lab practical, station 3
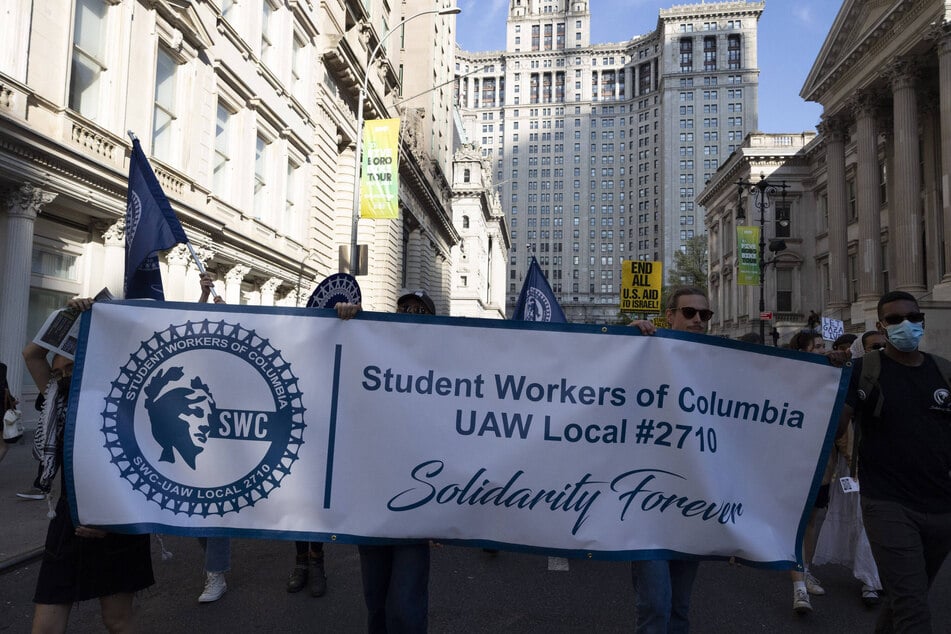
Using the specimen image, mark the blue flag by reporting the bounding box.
[124,138,189,300]
[512,256,567,322]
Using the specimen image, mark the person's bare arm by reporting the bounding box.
[627,320,656,335]
[23,297,94,391]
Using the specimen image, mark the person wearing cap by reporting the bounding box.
[336,289,435,633]
[396,289,435,315]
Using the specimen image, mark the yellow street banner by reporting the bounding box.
[620,260,663,313]
[360,118,400,219]
[737,226,760,286]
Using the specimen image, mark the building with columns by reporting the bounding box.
[699,132,818,342]
[699,0,951,355]
[455,0,763,322]
[0,0,461,405]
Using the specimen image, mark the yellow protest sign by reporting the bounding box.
[620,260,663,313]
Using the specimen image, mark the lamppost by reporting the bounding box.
[736,173,788,345]
[346,6,462,275]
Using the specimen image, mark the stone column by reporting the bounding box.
[100,219,126,297]
[224,264,250,305]
[405,228,426,290]
[852,94,883,301]
[888,59,926,292]
[0,184,56,399]
[633,64,640,98]
[165,244,191,301]
[819,117,849,311]
[260,277,282,306]
[937,31,951,293]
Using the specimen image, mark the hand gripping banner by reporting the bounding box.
[66,302,849,569]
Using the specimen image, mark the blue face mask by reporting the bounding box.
[885,320,924,352]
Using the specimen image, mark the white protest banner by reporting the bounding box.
[66,302,849,569]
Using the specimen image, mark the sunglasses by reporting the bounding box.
[673,307,714,321]
[880,312,925,326]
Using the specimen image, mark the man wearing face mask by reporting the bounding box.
[837,290,951,632]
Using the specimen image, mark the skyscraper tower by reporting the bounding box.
[456,0,763,322]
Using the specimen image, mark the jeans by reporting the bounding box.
[862,497,951,633]
[359,543,429,634]
[198,537,231,574]
[631,559,699,634]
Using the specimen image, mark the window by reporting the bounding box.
[213,103,232,193]
[463,168,471,183]
[291,35,306,99]
[703,36,717,71]
[69,0,108,120]
[261,1,277,65]
[776,269,792,312]
[153,48,178,163]
[679,38,693,73]
[32,248,79,281]
[775,201,791,238]
[285,160,300,237]
[728,34,742,69]
[253,135,269,220]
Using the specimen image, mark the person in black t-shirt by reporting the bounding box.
[838,290,951,632]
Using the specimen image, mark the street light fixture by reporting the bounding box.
[735,173,788,345]
[345,6,462,275]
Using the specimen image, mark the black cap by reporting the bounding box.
[397,289,436,315]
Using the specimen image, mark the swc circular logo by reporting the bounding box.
[101,320,305,516]
[523,287,554,321]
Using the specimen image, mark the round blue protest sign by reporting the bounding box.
[307,273,362,309]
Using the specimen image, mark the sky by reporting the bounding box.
[454,0,843,133]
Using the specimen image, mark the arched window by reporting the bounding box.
[462,215,470,228]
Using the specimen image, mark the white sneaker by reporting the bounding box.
[198,571,227,603]
[793,587,812,614]
[805,571,825,595]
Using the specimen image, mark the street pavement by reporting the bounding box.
[2,432,951,633]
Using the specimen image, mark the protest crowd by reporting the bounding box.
[4,267,950,634]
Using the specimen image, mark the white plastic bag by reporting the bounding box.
[813,457,881,589]
[3,407,23,442]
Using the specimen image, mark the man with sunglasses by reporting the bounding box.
[860,330,887,353]
[838,290,951,632]
[628,286,711,633]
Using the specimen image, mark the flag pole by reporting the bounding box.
[126,130,219,299]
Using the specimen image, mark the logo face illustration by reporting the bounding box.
[101,320,305,516]
[524,287,553,321]
[126,192,141,243]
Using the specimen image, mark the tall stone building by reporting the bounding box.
[699,0,951,357]
[0,0,459,404]
[455,0,763,321]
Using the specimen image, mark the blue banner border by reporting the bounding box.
[63,300,852,572]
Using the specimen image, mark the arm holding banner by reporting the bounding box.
[25,295,154,634]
